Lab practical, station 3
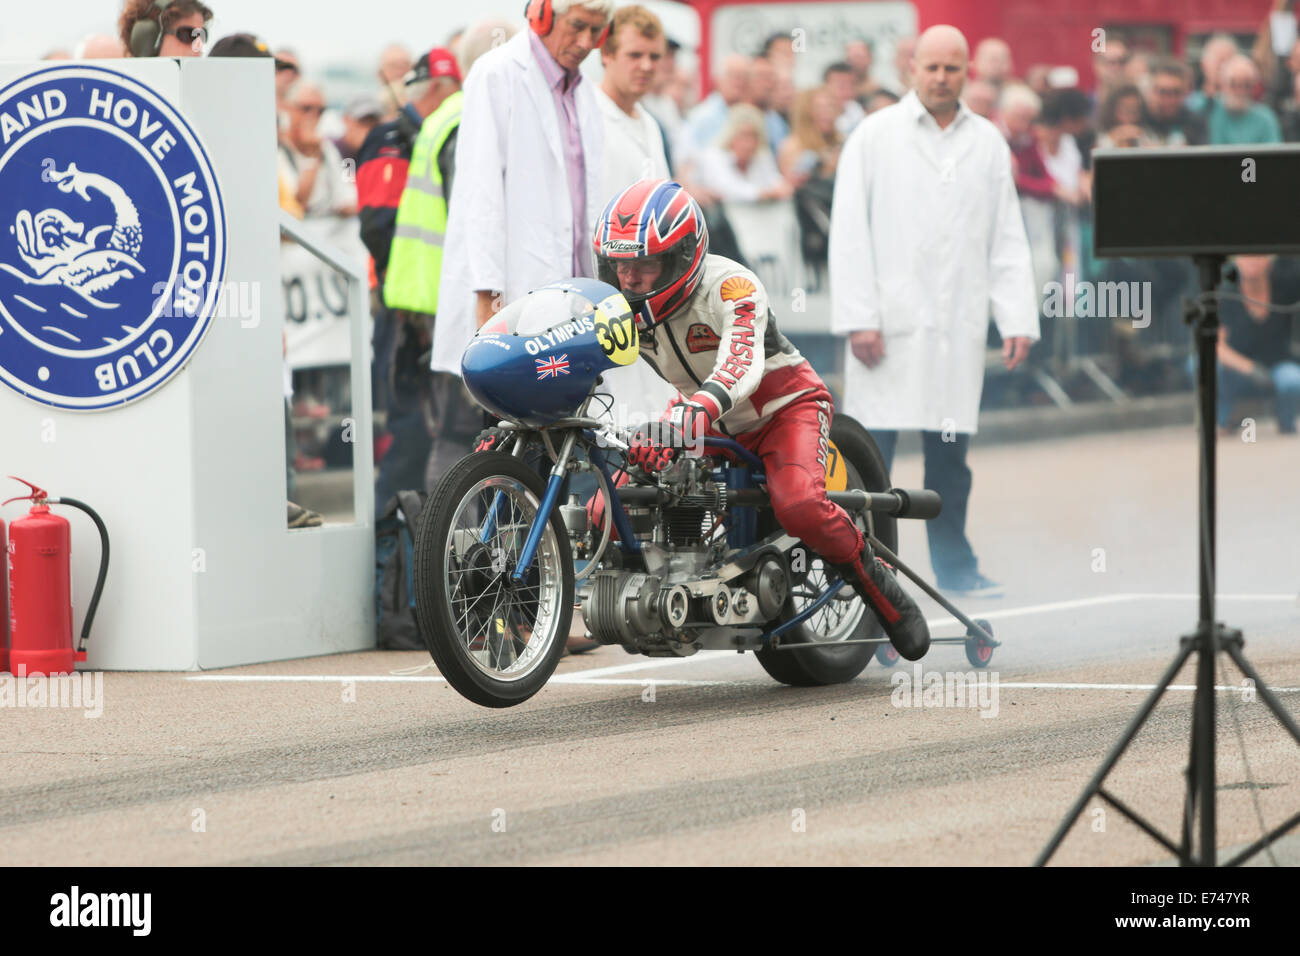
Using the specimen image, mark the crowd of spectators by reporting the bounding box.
[47,1,1300,460]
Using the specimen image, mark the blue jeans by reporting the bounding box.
[869,429,979,586]
[1185,356,1300,432]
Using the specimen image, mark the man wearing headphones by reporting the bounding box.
[118,0,212,58]
[431,1,613,653]
[431,0,613,368]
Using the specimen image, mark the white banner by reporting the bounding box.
[722,198,831,333]
[710,1,917,91]
[281,221,370,369]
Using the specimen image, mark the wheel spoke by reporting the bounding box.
[435,470,567,684]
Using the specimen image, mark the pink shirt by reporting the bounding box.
[528,31,591,277]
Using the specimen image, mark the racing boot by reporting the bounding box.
[831,547,930,661]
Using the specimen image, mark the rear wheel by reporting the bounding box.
[755,414,897,686]
[413,451,574,707]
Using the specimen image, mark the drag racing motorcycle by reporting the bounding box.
[412,279,997,708]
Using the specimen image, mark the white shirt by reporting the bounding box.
[641,92,683,152]
[691,144,783,202]
[1041,132,1082,192]
[593,86,670,206]
[829,90,1039,433]
[591,86,677,423]
[278,139,355,220]
[430,31,604,376]
[835,99,867,138]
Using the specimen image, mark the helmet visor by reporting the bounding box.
[596,250,686,314]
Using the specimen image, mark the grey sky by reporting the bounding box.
[2,0,699,68]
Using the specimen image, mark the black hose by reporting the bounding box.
[53,497,109,652]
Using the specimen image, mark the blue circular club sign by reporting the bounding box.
[0,65,227,410]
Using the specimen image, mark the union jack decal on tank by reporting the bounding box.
[535,353,570,379]
[593,179,709,327]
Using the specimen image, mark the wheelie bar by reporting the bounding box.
[867,536,997,647]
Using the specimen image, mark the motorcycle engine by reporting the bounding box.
[579,457,789,654]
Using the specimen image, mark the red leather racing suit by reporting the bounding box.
[635,254,865,565]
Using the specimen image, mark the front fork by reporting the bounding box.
[509,431,578,583]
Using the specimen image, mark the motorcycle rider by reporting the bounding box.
[593,178,931,660]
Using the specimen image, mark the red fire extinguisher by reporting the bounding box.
[3,478,109,676]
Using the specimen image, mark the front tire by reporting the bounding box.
[413,451,574,707]
[755,414,896,686]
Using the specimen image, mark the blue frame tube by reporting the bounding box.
[703,436,764,473]
[760,578,846,644]
[588,445,641,555]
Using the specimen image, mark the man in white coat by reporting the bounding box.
[593,4,679,426]
[428,0,612,489]
[829,24,1039,598]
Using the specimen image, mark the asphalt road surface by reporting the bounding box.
[5,423,1298,865]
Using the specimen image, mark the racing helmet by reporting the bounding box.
[593,179,709,325]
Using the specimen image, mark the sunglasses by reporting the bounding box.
[275,60,299,73]
[173,25,208,46]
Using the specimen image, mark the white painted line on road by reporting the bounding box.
[187,675,447,682]
[553,678,728,686]
[183,674,728,688]
[924,591,1298,630]
[997,682,1300,693]
[182,674,1300,693]
[553,650,734,681]
[182,592,1295,687]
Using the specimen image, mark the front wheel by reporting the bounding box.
[413,451,574,707]
[755,413,896,686]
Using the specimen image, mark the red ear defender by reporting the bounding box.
[524,0,553,36]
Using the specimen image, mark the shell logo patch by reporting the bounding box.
[719,276,755,303]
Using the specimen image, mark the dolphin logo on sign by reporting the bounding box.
[0,65,227,410]
[6,163,146,305]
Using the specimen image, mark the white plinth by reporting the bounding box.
[0,58,374,670]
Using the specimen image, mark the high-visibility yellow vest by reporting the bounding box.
[384,90,462,314]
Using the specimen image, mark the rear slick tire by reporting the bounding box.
[755,413,897,687]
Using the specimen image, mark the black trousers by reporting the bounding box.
[868,429,979,586]
[424,371,488,493]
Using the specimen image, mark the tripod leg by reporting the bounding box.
[1223,640,1300,746]
[1180,695,1200,865]
[1035,640,1197,866]
[1193,627,1218,866]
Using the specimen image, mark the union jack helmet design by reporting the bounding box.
[593,179,709,325]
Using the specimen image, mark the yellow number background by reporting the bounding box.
[824,440,848,492]
[593,304,639,366]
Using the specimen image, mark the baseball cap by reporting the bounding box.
[404,47,461,86]
[344,94,385,121]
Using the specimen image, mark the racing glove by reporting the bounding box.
[628,400,712,473]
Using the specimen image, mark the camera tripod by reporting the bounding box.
[1036,254,1300,866]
